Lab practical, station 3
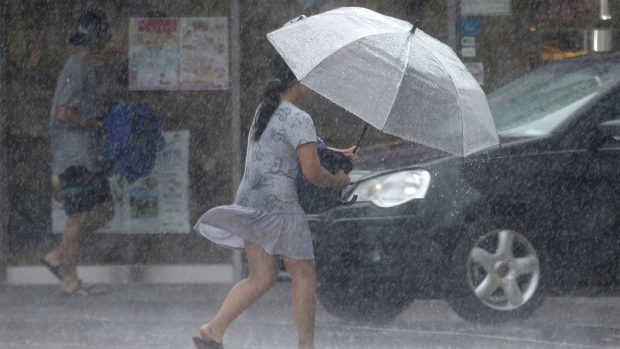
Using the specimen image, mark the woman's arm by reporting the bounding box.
[297,142,350,190]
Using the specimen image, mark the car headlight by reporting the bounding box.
[348,170,431,207]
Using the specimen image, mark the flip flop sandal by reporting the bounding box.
[40,257,65,281]
[192,336,224,349]
[63,280,107,296]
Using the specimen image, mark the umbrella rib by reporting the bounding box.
[414,43,465,155]
[380,34,413,132]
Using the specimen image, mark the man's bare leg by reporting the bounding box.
[44,200,114,293]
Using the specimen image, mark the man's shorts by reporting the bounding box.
[58,166,112,216]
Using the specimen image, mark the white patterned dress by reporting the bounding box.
[194,100,318,260]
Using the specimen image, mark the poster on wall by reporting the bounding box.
[461,0,511,16]
[128,18,179,90]
[179,17,229,90]
[52,131,191,234]
[128,17,229,91]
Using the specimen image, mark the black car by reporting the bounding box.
[309,52,620,323]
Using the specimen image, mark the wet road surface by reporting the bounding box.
[1,282,619,348]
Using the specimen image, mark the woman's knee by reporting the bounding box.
[245,242,279,288]
[248,269,278,291]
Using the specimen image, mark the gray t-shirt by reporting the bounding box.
[235,100,317,214]
[49,54,101,175]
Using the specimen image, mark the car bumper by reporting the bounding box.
[308,200,453,293]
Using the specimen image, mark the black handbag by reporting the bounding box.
[296,139,357,214]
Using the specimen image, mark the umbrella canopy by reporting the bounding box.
[267,7,499,156]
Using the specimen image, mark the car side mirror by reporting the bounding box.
[598,119,620,142]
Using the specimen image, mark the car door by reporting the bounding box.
[482,95,618,291]
[539,87,620,288]
[582,90,620,286]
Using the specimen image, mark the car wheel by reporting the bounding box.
[446,222,544,322]
[316,269,412,323]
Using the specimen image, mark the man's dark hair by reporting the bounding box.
[67,10,110,47]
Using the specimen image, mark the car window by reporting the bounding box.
[488,61,620,136]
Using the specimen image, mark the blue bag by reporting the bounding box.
[103,103,165,183]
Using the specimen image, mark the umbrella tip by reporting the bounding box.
[284,15,307,27]
[411,21,418,35]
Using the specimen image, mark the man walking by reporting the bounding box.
[41,10,114,295]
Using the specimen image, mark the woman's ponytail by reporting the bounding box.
[253,53,298,141]
[254,79,285,141]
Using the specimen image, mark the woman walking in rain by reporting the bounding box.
[192,52,354,349]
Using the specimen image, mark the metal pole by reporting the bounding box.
[229,0,243,282]
[447,0,460,52]
[600,0,612,20]
[0,0,9,282]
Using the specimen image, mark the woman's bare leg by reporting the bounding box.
[200,241,279,343]
[282,256,316,349]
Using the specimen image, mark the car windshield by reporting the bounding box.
[488,60,620,136]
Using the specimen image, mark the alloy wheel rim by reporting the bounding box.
[466,229,540,311]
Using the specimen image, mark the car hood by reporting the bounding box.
[351,134,535,180]
[354,143,448,172]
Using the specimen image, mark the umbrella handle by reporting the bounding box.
[353,123,369,154]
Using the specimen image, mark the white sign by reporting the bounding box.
[53,131,191,234]
[461,36,476,47]
[465,62,484,86]
[461,47,476,57]
[461,0,511,16]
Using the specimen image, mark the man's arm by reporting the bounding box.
[57,105,101,130]
[51,175,63,202]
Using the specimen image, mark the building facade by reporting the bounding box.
[0,0,618,281]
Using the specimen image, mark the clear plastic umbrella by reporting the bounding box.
[267,7,499,156]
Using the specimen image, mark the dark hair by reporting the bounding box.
[253,54,297,141]
[68,10,110,47]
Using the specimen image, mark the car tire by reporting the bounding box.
[446,218,544,323]
[315,269,412,323]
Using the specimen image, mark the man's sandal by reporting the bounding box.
[40,257,65,281]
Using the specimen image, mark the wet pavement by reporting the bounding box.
[1,281,619,348]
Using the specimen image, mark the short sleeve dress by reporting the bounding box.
[194,100,318,260]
